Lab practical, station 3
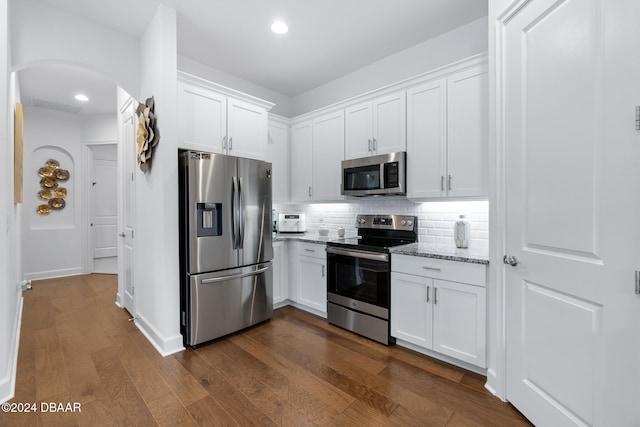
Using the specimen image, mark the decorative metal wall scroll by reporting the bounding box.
[36,158,69,215]
[136,96,160,172]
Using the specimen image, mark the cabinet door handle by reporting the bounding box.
[426,285,430,303]
[368,139,372,152]
[434,287,438,304]
[440,176,445,192]
[322,265,325,277]
[447,174,452,192]
[308,186,312,197]
[305,248,315,253]
[372,137,377,151]
[222,136,227,150]
[229,136,233,150]
[422,266,441,272]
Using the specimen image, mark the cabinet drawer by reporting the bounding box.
[391,254,486,287]
[296,242,326,259]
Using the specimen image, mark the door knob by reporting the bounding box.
[503,255,518,266]
[119,232,126,238]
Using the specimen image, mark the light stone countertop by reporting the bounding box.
[389,243,489,265]
[273,232,338,245]
[274,234,489,265]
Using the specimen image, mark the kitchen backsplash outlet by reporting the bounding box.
[274,199,489,251]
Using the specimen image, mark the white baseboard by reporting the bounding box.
[24,267,84,281]
[0,294,23,404]
[394,338,487,376]
[484,368,507,401]
[114,292,123,308]
[285,300,327,319]
[134,312,184,357]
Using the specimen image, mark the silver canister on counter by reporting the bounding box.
[454,214,470,248]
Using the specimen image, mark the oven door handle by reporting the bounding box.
[326,246,389,262]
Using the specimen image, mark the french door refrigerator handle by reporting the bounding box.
[200,265,270,284]
[238,177,245,249]
[231,176,238,249]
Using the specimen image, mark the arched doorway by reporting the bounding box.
[16,63,120,278]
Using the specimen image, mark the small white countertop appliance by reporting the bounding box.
[278,213,306,233]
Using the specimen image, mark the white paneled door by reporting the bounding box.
[91,146,117,259]
[118,95,136,317]
[500,0,640,425]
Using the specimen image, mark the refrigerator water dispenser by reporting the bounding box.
[197,203,222,236]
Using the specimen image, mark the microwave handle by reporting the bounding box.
[380,163,385,189]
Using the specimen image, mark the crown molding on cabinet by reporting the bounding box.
[289,52,488,125]
[177,70,275,112]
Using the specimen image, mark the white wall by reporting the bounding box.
[10,0,140,98]
[0,0,19,404]
[21,107,84,279]
[82,114,117,142]
[19,110,117,281]
[291,17,488,117]
[134,4,183,355]
[178,55,293,118]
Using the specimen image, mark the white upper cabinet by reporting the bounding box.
[177,80,227,154]
[345,103,372,159]
[406,78,447,198]
[407,64,488,199]
[290,121,313,202]
[446,65,489,197]
[177,73,273,161]
[312,111,344,201]
[290,113,345,203]
[266,118,289,203]
[345,91,406,159]
[227,97,268,160]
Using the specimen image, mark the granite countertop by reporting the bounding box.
[274,233,489,264]
[389,243,489,265]
[273,232,338,245]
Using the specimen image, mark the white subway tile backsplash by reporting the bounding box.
[274,199,489,250]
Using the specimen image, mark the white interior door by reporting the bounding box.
[91,145,117,259]
[501,0,640,425]
[118,95,136,316]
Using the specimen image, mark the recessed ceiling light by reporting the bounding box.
[271,21,288,35]
[74,94,89,102]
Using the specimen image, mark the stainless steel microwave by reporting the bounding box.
[341,151,406,196]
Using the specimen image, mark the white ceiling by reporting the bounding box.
[20,0,487,114]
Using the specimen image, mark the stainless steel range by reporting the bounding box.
[326,214,417,345]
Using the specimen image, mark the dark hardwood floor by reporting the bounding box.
[1,274,532,426]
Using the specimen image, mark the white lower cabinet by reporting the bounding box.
[391,254,486,368]
[272,241,288,305]
[289,242,327,316]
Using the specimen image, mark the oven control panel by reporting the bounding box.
[356,214,416,231]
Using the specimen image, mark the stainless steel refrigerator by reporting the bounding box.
[179,150,273,346]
